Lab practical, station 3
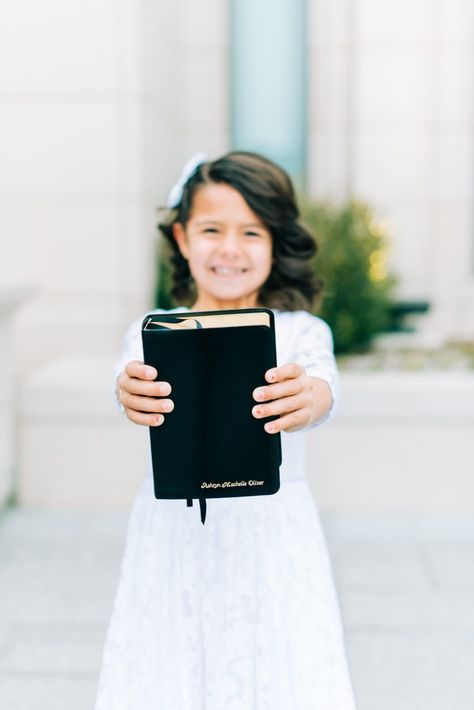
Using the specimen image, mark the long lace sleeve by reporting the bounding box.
[290,311,339,429]
[112,314,148,415]
[114,317,145,382]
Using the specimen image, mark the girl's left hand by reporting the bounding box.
[252,363,332,434]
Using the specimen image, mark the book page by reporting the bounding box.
[144,311,271,330]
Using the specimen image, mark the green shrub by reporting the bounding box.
[301,199,397,353]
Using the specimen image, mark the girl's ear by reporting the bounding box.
[172,222,190,260]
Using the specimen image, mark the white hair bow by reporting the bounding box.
[166,152,207,208]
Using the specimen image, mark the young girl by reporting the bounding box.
[95,151,357,709]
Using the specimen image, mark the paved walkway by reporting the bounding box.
[0,508,473,709]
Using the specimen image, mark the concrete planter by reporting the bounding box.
[307,371,474,513]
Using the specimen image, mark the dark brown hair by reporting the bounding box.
[158,150,322,310]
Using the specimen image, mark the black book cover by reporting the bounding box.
[141,308,281,501]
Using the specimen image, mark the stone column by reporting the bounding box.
[230,0,307,187]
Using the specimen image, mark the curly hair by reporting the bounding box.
[157,151,323,311]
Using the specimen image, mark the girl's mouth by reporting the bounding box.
[210,266,248,275]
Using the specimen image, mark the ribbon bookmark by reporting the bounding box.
[199,498,207,525]
[185,497,207,524]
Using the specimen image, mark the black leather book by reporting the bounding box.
[141,308,281,524]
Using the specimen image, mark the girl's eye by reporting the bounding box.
[245,231,261,237]
[203,228,219,233]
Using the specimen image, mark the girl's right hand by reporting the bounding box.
[116,360,174,426]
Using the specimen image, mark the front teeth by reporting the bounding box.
[213,267,245,275]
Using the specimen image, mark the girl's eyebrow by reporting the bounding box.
[195,220,264,228]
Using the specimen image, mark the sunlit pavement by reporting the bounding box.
[0,508,473,710]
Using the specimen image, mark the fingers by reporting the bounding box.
[252,392,311,422]
[253,377,301,404]
[253,363,312,434]
[120,391,174,415]
[119,360,173,427]
[263,409,310,435]
[119,360,171,397]
[120,397,173,427]
[125,360,157,380]
[126,410,166,427]
[120,375,171,397]
[264,363,303,383]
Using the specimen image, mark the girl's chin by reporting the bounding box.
[203,286,260,304]
[203,277,258,296]
[212,290,254,301]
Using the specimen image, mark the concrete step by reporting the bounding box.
[1,509,473,710]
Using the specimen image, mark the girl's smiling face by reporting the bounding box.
[172,183,273,311]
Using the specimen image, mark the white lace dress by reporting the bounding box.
[95,308,356,710]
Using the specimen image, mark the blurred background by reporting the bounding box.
[0,1,473,708]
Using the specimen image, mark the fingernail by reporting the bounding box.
[145,367,156,378]
[253,406,262,417]
[265,422,275,433]
[155,414,164,425]
[254,388,264,401]
[162,401,173,412]
[267,370,276,382]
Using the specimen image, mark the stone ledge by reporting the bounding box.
[16,358,474,512]
[337,371,474,422]
[20,356,119,422]
[21,359,474,422]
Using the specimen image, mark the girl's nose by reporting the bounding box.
[217,233,242,259]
